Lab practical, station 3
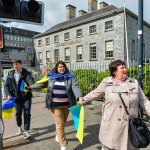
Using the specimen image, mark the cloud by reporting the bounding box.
[1,0,150,33]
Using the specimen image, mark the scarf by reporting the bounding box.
[48,71,74,80]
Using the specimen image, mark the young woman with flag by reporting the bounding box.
[30,60,82,150]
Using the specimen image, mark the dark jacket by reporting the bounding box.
[4,68,34,104]
[31,77,82,109]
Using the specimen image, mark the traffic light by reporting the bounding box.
[21,0,44,24]
[0,0,20,19]
[0,0,44,25]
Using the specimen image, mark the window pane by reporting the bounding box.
[105,21,113,31]
[64,32,70,40]
[38,40,42,46]
[131,39,135,60]
[54,35,59,43]
[105,41,114,58]
[54,49,59,62]
[46,38,50,45]
[89,25,96,34]
[90,43,97,59]
[76,29,82,37]
[65,48,70,62]
[77,46,83,61]
[46,51,50,61]
[38,52,42,62]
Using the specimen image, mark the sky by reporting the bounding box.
[1,0,150,33]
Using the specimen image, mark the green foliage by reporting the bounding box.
[71,69,109,96]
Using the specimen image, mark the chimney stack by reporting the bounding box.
[88,0,97,12]
[99,1,109,9]
[66,4,76,20]
[79,10,87,16]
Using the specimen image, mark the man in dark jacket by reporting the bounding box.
[5,59,34,139]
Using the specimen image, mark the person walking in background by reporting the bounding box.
[30,60,82,150]
[4,59,34,139]
[78,60,150,150]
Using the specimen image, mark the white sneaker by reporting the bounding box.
[55,135,59,142]
[16,127,23,135]
[23,130,31,139]
[61,146,66,150]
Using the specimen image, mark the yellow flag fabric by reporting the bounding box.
[2,108,16,119]
[76,105,84,144]
[36,76,49,92]
[36,76,49,84]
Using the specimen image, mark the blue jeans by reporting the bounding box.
[15,99,32,130]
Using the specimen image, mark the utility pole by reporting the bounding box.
[0,25,3,149]
[137,0,143,89]
[123,0,129,68]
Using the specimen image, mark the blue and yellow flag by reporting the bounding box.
[2,97,16,119]
[20,80,28,92]
[69,105,84,144]
[36,76,49,92]
[1,78,5,85]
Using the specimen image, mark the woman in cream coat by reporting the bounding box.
[78,60,150,150]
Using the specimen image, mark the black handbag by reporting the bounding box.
[118,93,150,148]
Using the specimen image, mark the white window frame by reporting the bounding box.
[38,40,42,47]
[76,45,83,61]
[105,40,114,59]
[38,52,42,63]
[46,51,50,61]
[54,49,59,62]
[105,20,113,31]
[65,47,70,62]
[76,29,82,38]
[46,37,50,45]
[54,35,59,43]
[64,32,70,41]
[3,52,10,59]
[90,43,97,60]
[89,25,96,35]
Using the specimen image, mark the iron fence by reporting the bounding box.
[30,58,150,97]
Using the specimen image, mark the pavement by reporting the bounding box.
[2,93,150,150]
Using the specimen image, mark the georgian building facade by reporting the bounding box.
[34,1,150,68]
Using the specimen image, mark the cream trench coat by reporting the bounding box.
[84,77,150,150]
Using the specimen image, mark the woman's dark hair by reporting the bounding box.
[109,60,126,77]
[53,60,69,74]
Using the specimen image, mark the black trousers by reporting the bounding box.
[15,99,32,131]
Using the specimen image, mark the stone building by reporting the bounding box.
[34,0,150,68]
[0,26,39,69]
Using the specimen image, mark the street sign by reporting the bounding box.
[0,26,3,48]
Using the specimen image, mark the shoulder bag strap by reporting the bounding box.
[118,92,130,115]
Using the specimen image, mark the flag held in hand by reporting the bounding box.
[2,97,16,119]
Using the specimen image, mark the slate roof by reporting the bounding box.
[34,5,120,38]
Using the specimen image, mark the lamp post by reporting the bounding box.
[137,0,143,89]
[123,0,129,68]
[0,25,4,149]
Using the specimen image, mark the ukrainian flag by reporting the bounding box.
[36,76,49,92]
[69,105,84,144]
[1,78,5,85]
[2,97,16,119]
[20,80,28,92]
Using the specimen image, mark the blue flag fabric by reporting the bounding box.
[69,105,81,131]
[2,97,16,110]
[20,80,25,91]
